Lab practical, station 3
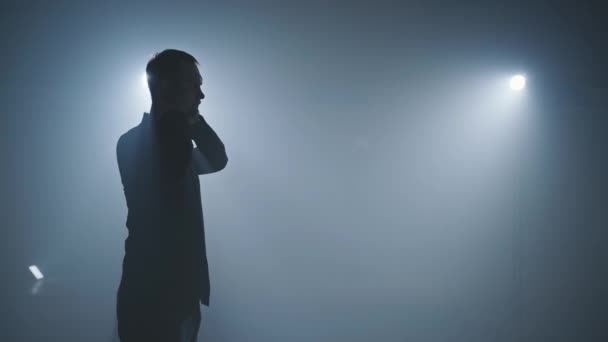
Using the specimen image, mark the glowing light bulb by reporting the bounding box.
[510,74,526,91]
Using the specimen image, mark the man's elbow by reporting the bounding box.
[203,152,228,174]
[212,154,228,172]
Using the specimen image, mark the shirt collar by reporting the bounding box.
[141,112,157,126]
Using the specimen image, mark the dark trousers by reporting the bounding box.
[117,286,201,342]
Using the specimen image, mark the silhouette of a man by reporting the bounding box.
[116,49,228,341]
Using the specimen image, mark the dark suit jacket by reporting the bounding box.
[116,112,227,308]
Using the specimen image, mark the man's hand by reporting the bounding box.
[184,110,202,140]
[159,109,199,129]
[186,109,200,127]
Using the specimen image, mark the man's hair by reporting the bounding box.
[145,49,199,101]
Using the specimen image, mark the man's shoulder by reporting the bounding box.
[117,124,144,151]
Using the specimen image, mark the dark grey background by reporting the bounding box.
[1,1,606,341]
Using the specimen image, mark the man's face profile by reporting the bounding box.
[158,62,204,118]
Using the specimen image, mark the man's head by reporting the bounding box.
[146,49,204,118]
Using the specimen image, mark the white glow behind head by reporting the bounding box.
[29,265,44,280]
[142,72,149,89]
[509,74,526,91]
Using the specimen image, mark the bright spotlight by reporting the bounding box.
[509,74,526,91]
[29,265,44,280]
[142,72,148,89]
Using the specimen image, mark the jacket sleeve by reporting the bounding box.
[190,115,228,175]
[116,133,141,212]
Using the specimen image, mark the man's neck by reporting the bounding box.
[149,104,164,121]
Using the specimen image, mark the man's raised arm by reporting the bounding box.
[189,114,228,175]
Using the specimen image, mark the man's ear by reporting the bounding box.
[158,79,181,106]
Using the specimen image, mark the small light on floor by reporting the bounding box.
[29,265,44,280]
